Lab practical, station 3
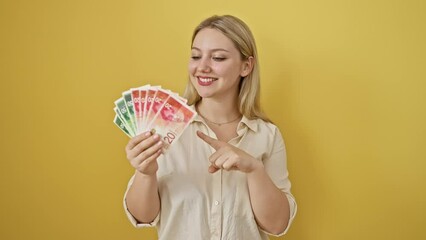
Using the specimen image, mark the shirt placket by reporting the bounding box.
[210,158,222,240]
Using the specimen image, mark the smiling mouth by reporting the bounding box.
[197,77,217,83]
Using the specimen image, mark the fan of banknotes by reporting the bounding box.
[113,85,197,147]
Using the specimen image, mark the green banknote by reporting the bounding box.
[113,114,132,138]
[114,105,135,136]
[123,90,137,133]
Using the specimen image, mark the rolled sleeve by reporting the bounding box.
[261,192,297,236]
[123,174,160,228]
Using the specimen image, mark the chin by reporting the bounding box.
[197,92,214,99]
[193,86,213,98]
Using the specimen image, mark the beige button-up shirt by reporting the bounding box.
[124,113,297,240]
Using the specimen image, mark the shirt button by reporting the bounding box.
[214,200,220,206]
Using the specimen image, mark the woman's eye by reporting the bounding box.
[191,56,201,60]
[212,57,226,61]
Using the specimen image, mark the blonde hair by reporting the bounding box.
[183,15,270,122]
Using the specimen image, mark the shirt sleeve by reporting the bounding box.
[260,126,297,236]
[123,173,160,228]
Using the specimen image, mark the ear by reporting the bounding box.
[240,56,254,77]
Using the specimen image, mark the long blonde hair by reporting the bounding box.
[183,15,270,122]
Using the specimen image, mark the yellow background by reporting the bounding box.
[1,0,425,239]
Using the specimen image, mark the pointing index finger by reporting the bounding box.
[196,130,222,150]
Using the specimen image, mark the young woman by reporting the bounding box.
[124,15,297,239]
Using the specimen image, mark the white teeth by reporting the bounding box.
[198,77,215,83]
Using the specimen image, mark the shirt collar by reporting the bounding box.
[239,115,258,132]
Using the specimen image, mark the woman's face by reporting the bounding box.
[188,28,251,100]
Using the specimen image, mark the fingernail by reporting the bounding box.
[153,134,159,140]
[145,131,151,136]
[157,141,163,146]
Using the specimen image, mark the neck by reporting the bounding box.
[196,97,241,124]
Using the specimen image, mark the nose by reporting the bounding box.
[197,57,211,73]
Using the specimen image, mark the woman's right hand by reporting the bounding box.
[125,130,163,175]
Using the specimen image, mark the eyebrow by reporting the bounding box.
[191,47,230,52]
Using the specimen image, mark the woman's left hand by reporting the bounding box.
[197,131,262,173]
